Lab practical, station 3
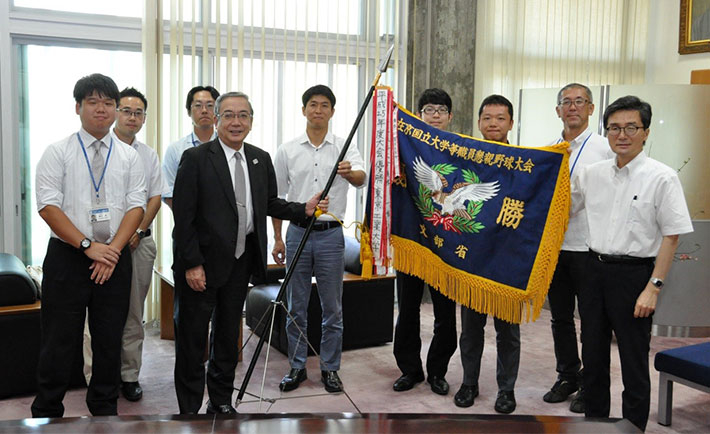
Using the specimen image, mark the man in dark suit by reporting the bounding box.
[172,91,326,414]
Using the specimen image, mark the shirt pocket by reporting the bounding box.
[627,199,656,230]
[105,161,131,213]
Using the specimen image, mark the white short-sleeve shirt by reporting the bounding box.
[572,151,693,257]
[273,132,365,221]
[36,128,146,243]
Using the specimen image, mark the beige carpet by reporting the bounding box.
[1,303,707,433]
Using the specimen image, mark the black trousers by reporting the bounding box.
[547,250,587,383]
[31,238,132,417]
[393,271,457,378]
[579,252,654,432]
[459,306,520,392]
[173,239,254,414]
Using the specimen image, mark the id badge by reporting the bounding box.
[89,206,110,223]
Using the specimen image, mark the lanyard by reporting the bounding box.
[78,133,113,200]
[191,132,200,147]
[559,132,592,177]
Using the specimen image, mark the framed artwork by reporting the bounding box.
[680,0,710,54]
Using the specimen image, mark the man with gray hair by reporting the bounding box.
[171,91,327,414]
[543,83,611,413]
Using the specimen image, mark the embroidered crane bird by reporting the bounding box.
[412,156,500,219]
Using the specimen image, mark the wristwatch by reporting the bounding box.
[650,277,664,289]
[79,238,92,252]
[136,228,151,239]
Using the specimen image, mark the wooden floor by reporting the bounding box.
[0,413,639,433]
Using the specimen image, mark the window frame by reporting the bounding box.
[1,0,406,260]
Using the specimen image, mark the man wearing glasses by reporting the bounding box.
[572,95,692,431]
[543,83,611,413]
[162,85,220,208]
[392,88,457,397]
[171,92,327,414]
[111,87,168,402]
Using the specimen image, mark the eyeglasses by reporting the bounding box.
[117,108,146,118]
[606,125,642,136]
[218,111,252,122]
[421,106,450,115]
[558,98,589,108]
[191,102,215,112]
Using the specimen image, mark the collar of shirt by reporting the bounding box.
[110,130,140,150]
[191,131,217,146]
[559,126,593,149]
[218,138,246,162]
[298,131,335,149]
[79,128,111,149]
[611,149,647,175]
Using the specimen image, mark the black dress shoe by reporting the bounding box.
[454,384,479,408]
[121,381,143,402]
[392,372,425,392]
[279,368,307,392]
[427,376,449,395]
[321,370,343,393]
[206,401,237,414]
[494,390,516,414]
[543,379,577,403]
[569,388,585,413]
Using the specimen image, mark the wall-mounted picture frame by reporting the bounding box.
[680,0,710,54]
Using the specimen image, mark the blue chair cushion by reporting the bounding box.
[654,342,710,388]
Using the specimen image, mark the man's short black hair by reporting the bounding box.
[417,88,452,113]
[478,94,513,119]
[73,73,120,105]
[119,87,148,111]
[302,84,336,108]
[603,95,652,129]
[185,86,220,113]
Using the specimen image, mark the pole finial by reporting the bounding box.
[378,45,395,73]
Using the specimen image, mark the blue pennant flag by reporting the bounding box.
[391,106,570,323]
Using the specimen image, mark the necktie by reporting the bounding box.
[234,152,247,259]
[91,141,110,243]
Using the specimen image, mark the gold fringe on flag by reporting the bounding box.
[392,143,570,324]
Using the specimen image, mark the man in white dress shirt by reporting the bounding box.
[543,83,611,413]
[573,95,693,431]
[273,85,366,393]
[31,73,145,417]
[111,87,168,402]
[161,85,219,208]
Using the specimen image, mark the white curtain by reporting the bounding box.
[473,0,649,131]
[140,0,406,323]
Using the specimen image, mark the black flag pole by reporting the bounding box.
[236,44,395,406]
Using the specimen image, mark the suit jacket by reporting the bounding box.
[172,138,306,288]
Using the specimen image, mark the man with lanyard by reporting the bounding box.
[573,95,692,431]
[392,88,457,397]
[162,85,219,208]
[542,83,611,413]
[31,73,145,417]
[273,85,366,393]
[454,95,519,414]
[112,87,168,402]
